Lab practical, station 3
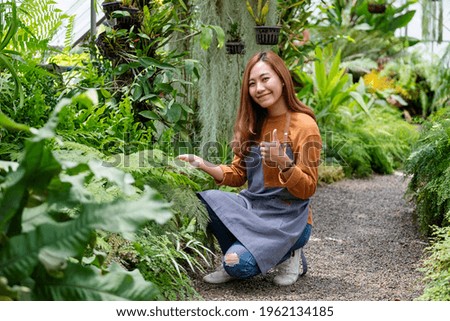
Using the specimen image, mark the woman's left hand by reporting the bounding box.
[260,129,292,169]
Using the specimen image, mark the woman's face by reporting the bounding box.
[248,61,285,112]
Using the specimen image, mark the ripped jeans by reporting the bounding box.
[203,199,312,279]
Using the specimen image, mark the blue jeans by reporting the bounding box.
[201,197,312,279]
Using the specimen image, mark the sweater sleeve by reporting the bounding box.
[279,116,322,199]
[215,154,247,187]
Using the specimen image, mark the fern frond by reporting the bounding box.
[63,15,75,53]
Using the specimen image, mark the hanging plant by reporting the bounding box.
[246,0,280,45]
[225,21,245,55]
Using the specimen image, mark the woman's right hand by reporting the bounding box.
[176,154,224,182]
[176,154,204,168]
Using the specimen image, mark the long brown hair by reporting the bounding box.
[232,51,316,157]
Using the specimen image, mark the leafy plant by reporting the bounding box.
[246,0,270,26]
[0,94,172,300]
[295,45,418,176]
[14,0,70,61]
[378,51,437,118]
[405,107,450,235]
[418,225,450,301]
[227,21,242,42]
[304,45,367,125]
[0,0,24,109]
[277,0,314,69]
[53,140,216,300]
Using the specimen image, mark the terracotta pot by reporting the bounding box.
[225,41,245,55]
[254,26,281,45]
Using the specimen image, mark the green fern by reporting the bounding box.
[63,14,75,53]
[0,94,172,301]
[405,107,450,234]
[418,225,450,301]
[15,0,69,59]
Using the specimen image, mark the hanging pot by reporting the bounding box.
[367,3,386,14]
[115,7,140,29]
[102,1,121,19]
[254,26,281,45]
[225,41,245,55]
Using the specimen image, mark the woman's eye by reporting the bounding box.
[262,77,270,82]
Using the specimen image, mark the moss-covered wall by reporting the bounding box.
[193,0,278,155]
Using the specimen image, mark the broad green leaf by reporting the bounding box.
[88,160,135,196]
[246,1,256,21]
[210,25,225,48]
[200,27,213,50]
[139,110,159,120]
[35,262,159,300]
[0,136,61,235]
[0,110,29,133]
[390,11,416,30]
[0,53,24,109]
[138,57,175,70]
[176,0,188,11]
[165,103,182,123]
[22,204,54,233]
[349,91,372,118]
[327,69,347,98]
[314,47,326,93]
[260,1,270,25]
[150,96,166,109]
[0,188,171,283]
[328,50,342,81]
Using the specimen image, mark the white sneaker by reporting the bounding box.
[273,249,303,286]
[203,264,235,284]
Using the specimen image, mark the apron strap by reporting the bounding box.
[281,112,291,149]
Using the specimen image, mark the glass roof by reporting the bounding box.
[47,0,449,56]
[51,0,105,48]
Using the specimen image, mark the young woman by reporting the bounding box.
[177,51,321,286]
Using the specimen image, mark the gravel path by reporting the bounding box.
[192,173,428,300]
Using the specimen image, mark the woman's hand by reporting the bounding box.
[176,154,225,182]
[260,129,293,170]
[176,154,204,168]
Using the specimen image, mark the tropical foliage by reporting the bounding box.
[294,45,418,176]
[418,226,450,301]
[0,0,449,301]
[405,107,450,235]
[0,95,172,300]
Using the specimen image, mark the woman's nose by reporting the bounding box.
[256,82,264,93]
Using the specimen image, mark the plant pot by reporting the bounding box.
[115,7,140,29]
[254,26,281,45]
[367,3,386,14]
[102,1,121,19]
[225,41,245,55]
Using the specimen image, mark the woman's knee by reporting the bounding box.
[223,246,260,279]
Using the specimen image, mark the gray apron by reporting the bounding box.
[199,144,310,274]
